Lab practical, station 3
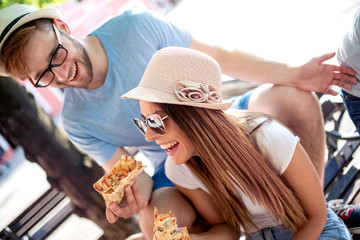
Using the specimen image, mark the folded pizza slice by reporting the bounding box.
[93,155,146,206]
[153,207,190,240]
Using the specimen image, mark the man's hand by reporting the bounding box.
[106,183,147,223]
[296,52,356,95]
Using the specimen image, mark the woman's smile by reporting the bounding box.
[159,141,180,154]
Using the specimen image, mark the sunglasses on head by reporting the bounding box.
[133,113,168,136]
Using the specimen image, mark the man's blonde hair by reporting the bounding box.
[2,19,53,80]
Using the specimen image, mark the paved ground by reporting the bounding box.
[1,0,360,239]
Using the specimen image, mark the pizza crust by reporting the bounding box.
[93,155,146,206]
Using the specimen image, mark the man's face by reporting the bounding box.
[23,26,93,89]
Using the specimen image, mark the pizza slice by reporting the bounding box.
[93,155,146,206]
[153,207,190,240]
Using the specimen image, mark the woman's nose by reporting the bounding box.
[144,127,159,142]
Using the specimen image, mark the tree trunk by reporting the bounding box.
[0,76,139,239]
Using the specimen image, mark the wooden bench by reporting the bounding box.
[0,188,73,240]
[0,146,139,239]
[2,95,360,239]
[324,140,360,203]
[320,97,360,238]
[321,97,360,203]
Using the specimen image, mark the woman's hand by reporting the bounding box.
[106,182,149,223]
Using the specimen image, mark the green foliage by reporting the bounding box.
[0,0,67,9]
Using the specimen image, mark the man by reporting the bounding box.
[337,7,360,133]
[0,4,356,240]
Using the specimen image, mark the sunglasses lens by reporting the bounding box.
[133,118,147,135]
[147,115,166,135]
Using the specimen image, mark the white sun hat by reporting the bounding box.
[122,47,232,110]
[0,4,62,76]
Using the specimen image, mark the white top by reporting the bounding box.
[165,119,299,232]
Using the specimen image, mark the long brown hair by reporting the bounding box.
[2,19,53,80]
[160,103,307,234]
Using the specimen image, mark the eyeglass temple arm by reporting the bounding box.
[52,24,62,44]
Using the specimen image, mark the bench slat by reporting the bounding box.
[324,140,360,191]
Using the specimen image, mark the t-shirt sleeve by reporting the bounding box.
[337,7,360,66]
[255,120,299,174]
[336,7,360,95]
[126,9,192,49]
[62,119,116,165]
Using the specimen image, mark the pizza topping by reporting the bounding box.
[153,207,190,240]
[99,156,142,193]
[93,155,146,205]
[163,218,175,228]
[103,188,114,194]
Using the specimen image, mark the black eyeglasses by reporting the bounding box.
[133,114,168,136]
[30,24,68,88]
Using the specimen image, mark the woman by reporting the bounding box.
[122,47,351,239]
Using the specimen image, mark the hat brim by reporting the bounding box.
[122,85,232,111]
[0,8,62,76]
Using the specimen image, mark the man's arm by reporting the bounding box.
[102,146,131,171]
[189,38,356,95]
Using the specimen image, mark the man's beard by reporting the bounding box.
[67,35,93,88]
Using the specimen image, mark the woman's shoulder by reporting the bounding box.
[255,118,299,174]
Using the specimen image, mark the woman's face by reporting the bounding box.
[139,100,196,165]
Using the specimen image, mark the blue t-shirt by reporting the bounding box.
[61,9,191,170]
[337,7,360,97]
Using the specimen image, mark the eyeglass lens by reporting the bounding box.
[147,115,166,135]
[133,118,147,135]
[133,114,166,136]
[36,47,67,87]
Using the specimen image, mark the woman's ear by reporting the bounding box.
[53,18,71,35]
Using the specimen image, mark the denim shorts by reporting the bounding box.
[229,89,254,110]
[247,208,352,240]
[152,161,173,190]
[341,90,360,133]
